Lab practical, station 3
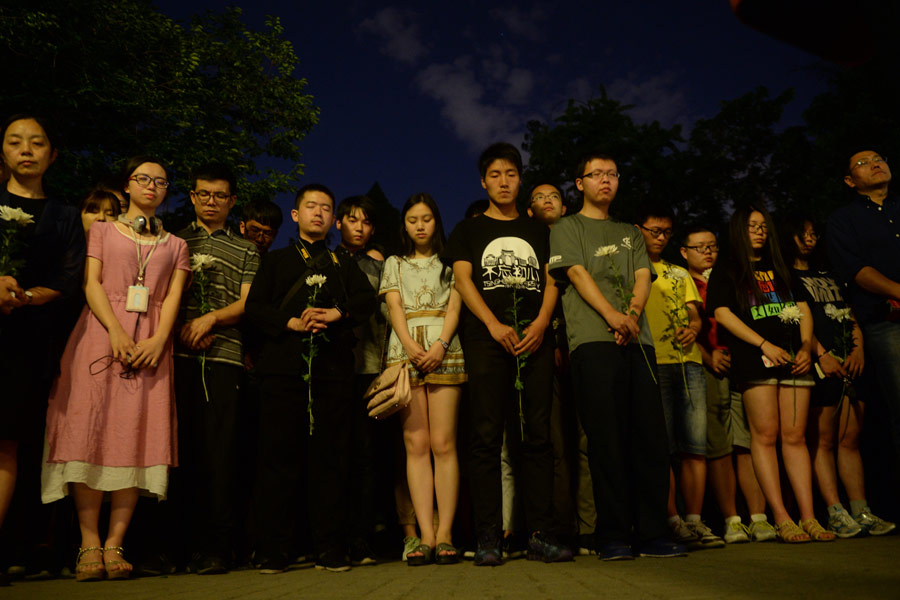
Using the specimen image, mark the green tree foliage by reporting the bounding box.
[365,181,402,257]
[522,87,685,223]
[0,1,318,216]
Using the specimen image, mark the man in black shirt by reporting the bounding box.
[246,184,376,573]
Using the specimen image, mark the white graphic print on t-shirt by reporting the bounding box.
[481,236,541,291]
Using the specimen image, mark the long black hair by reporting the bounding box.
[399,192,446,258]
[778,212,827,270]
[727,202,793,313]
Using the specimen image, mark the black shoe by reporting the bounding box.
[315,548,351,572]
[258,554,289,575]
[501,534,527,559]
[187,554,228,575]
[349,538,377,566]
[134,552,176,577]
[473,530,502,567]
[527,531,574,563]
[24,545,57,580]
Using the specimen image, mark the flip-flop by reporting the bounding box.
[434,543,459,565]
[406,544,433,566]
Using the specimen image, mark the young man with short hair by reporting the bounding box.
[240,200,283,255]
[636,205,724,550]
[444,143,571,566]
[246,184,376,573]
[173,163,260,574]
[549,152,684,560]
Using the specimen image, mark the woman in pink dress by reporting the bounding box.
[42,156,190,581]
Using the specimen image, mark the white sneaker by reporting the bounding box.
[670,518,701,549]
[401,536,420,561]
[855,510,897,536]
[828,509,863,538]
[748,519,777,542]
[686,520,725,548]
[723,519,750,544]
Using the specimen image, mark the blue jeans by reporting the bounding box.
[863,320,900,461]
[658,362,708,456]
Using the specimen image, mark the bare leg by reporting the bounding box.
[104,487,139,576]
[837,400,866,501]
[735,449,766,514]
[680,454,707,516]
[0,441,17,529]
[402,385,435,550]
[73,483,104,549]
[427,384,460,552]
[809,405,840,506]
[743,385,791,523]
[778,386,814,521]
[708,453,738,517]
[667,466,678,517]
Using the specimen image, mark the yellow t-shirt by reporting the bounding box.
[645,260,702,365]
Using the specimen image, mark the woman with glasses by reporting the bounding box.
[42,156,190,580]
[780,215,895,538]
[706,204,833,543]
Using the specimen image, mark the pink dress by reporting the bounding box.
[42,221,190,501]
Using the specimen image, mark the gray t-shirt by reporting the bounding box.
[549,213,654,352]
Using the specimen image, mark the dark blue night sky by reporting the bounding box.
[154,1,830,245]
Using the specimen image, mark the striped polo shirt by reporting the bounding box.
[175,222,260,367]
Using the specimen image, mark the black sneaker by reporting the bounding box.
[473,530,502,567]
[187,553,228,575]
[258,554,289,575]
[501,535,527,559]
[637,538,688,558]
[526,532,574,563]
[315,549,351,572]
[134,553,176,577]
[349,538,377,566]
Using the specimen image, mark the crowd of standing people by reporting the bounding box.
[0,113,896,586]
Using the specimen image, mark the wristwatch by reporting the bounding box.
[437,338,449,350]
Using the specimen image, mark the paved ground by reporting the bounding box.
[5,535,899,600]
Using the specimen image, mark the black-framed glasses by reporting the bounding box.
[851,155,887,170]
[130,174,170,188]
[193,190,232,202]
[580,170,620,181]
[748,223,768,234]
[684,243,719,253]
[639,225,673,239]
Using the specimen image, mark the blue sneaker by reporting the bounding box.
[526,532,573,563]
[597,541,634,561]
[638,538,688,558]
[473,531,502,567]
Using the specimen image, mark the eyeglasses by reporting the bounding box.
[130,174,170,188]
[245,225,276,240]
[800,230,818,241]
[639,225,673,239]
[684,244,718,253]
[748,222,768,234]
[193,190,232,202]
[851,155,887,170]
[531,192,561,203]
[580,170,620,181]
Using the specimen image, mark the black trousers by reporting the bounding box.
[464,336,554,536]
[171,358,242,559]
[570,342,670,544]
[349,374,377,539]
[254,373,353,558]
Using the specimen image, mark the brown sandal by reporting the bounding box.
[103,546,132,580]
[76,547,105,582]
[800,519,836,542]
[775,521,811,543]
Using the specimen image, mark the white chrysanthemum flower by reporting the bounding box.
[190,253,216,271]
[665,267,688,281]
[594,244,619,257]
[621,236,633,250]
[0,205,35,226]
[306,274,327,287]
[503,275,527,287]
[824,303,852,323]
[778,305,803,325]
[702,268,713,280]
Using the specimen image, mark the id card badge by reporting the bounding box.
[761,354,775,368]
[126,285,150,313]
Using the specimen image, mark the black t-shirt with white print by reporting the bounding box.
[443,214,548,343]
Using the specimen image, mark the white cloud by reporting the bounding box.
[606,72,691,127]
[358,7,427,65]
[489,4,549,42]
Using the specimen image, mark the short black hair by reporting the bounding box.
[294,183,335,210]
[192,162,237,195]
[528,182,562,201]
[465,199,490,219]
[635,201,675,226]
[681,224,715,248]
[575,152,617,181]
[336,195,378,225]
[121,155,168,189]
[478,142,522,178]
[2,113,58,150]
[241,199,283,230]
[80,188,121,217]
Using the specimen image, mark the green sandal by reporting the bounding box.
[435,543,459,565]
[407,544,433,566]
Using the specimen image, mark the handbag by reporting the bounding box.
[364,361,411,419]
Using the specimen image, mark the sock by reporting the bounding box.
[725,515,741,525]
[750,513,768,523]
[827,503,846,516]
[667,515,682,526]
[850,500,869,517]
[685,514,701,523]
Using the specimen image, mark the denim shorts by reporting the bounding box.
[658,361,707,456]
